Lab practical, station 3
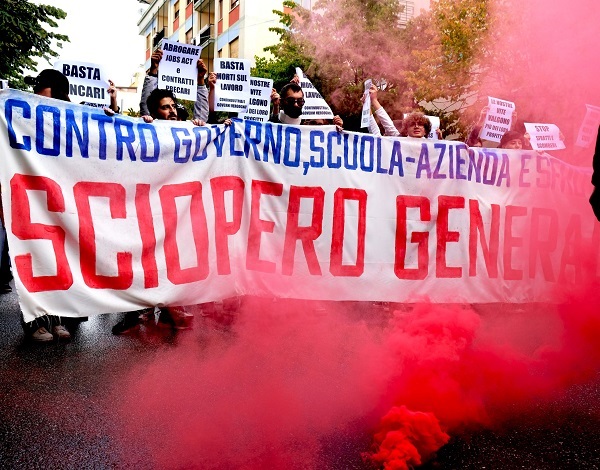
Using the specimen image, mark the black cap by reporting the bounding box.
[25,69,70,98]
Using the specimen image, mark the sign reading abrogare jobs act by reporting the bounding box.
[55,60,110,107]
[158,40,202,99]
[0,90,596,321]
[214,58,251,113]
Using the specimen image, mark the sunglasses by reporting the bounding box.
[284,98,305,106]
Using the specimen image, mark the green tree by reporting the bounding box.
[0,0,69,89]
[402,0,491,136]
[252,1,315,91]
[254,0,411,127]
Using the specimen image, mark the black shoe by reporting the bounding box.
[0,284,12,294]
[111,311,142,335]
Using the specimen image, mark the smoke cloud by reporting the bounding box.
[109,1,600,468]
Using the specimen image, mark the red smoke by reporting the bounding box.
[363,406,450,470]
[112,276,600,468]
[109,4,600,467]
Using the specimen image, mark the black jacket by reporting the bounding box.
[590,126,600,220]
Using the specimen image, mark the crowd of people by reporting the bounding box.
[1,49,598,343]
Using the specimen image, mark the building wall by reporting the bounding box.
[138,0,292,72]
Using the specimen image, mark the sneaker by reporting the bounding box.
[0,284,12,294]
[31,327,53,342]
[52,325,71,340]
[111,311,142,335]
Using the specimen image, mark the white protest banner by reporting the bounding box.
[480,96,516,142]
[524,123,565,151]
[214,58,251,113]
[55,60,110,106]
[238,77,273,122]
[0,90,596,322]
[361,79,372,128]
[295,67,334,120]
[575,104,600,148]
[158,40,202,100]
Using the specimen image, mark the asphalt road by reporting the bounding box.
[0,286,599,469]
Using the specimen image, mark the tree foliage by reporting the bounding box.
[256,0,495,136]
[252,1,315,91]
[0,0,69,89]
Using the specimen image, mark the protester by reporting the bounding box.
[20,70,73,341]
[269,82,304,125]
[498,130,526,149]
[401,112,432,138]
[267,79,344,129]
[589,126,600,221]
[365,84,400,137]
[139,49,208,124]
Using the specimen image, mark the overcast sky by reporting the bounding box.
[32,0,146,85]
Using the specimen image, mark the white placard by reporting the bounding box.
[427,115,440,140]
[575,104,600,148]
[158,40,202,100]
[295,68,334,120]
[480,96,516,143]
[238,77,273,122]
[214,58,251,112]
[54,60,110,106]
[524,123,565,151]
[361,79,372,129]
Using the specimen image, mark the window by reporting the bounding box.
[229,37,239,58]
[218,0,223,20]
[231,0,240,9]
[174,0,180,19]
[186,27,193,43]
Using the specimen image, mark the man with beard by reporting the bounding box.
[269,83,305,125]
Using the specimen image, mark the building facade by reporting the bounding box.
[137,0,304,72]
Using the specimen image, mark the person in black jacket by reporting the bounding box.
[590,126,600,221]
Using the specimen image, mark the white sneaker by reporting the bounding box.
[31,327,53,342]
[52,325,71,340]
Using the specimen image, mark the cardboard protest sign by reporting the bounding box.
[524,123,565,151]
[158,40,202,100]
[575,104,600,148]
[295,68,334,120]
[214,58,251,113]
[361,79,372,129]
[480,97,516,142]
[54,60,110,106]
[238,77,273,122]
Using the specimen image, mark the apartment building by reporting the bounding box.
[137,0,304,72]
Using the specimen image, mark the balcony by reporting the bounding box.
[192,23,214,47]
